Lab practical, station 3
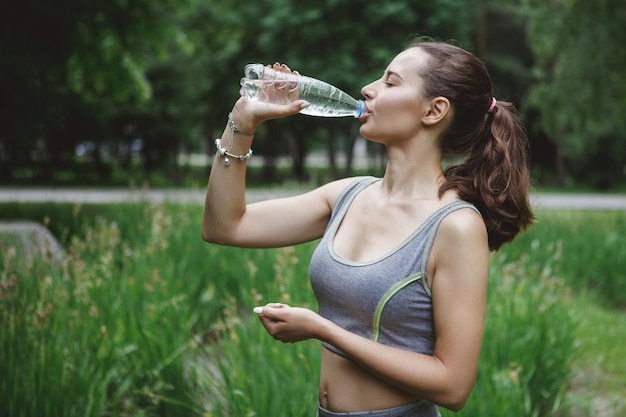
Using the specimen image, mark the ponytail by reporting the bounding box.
[411,39,535,251]
[439,101,535,251]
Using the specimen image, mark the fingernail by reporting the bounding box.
[253,307,263,314]
[301,102,311,109]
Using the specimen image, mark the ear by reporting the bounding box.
[422,97,450,126]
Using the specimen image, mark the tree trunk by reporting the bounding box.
[554,126,567,187]
[477,0,488,58]
[344,125,359,176]
[327,125,338,179]
[290,132,307,182]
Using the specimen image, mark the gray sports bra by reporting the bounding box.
[309,177,478,357]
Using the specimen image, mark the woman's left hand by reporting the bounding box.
[255,303,326,343]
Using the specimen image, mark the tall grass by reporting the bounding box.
[1,204,214,416]
[1,203,623,416]
[202,244,321,417]
[448,240,577,417]
[498,210,626,308]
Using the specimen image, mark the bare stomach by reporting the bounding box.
[318,346,422,412]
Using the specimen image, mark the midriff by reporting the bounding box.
[318,346,422,412]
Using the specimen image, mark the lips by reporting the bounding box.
[359,103,371,122]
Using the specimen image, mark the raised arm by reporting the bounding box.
[203,83,354,248]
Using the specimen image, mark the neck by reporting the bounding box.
[380,139,445,200]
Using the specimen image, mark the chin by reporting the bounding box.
[359,125,373,140]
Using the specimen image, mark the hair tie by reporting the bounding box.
[488,97,497,114]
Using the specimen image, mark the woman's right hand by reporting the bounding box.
[231,63,309,134]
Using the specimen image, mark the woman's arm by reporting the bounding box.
[257,208,488,410]
[203,92,356,248]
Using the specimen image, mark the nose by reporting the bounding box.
[361,80,376,99]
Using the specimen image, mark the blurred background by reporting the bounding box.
[1,2,626,416]
[1,0,624,190]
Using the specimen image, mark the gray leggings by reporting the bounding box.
[317,401,441,417]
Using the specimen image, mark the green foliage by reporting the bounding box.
[501,210,626,308]
[523,0,626,188]
[0,204,213,416]
[449,242,577,417]
[563,299,626,416]
[1,0,625,189]
[4,203,624,415]
[0,0,204,184]
[0,0,486,185]
[202,244,321,416]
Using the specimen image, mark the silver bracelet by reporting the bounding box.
[228,112,255,136]
[215,138,252,166]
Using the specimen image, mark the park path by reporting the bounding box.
[1,188,626,210]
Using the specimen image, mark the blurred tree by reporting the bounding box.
[523,0,626,188]
[0,0,566,188]
[484,1,534,103]
[228,0,481,181]
[0,0,194,183]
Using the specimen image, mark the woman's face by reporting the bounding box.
[359,47,431,143]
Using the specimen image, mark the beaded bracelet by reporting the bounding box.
[215,138,253,166]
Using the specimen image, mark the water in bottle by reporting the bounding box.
[240,63,365,118]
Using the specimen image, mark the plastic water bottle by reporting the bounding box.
[240,63,365,118]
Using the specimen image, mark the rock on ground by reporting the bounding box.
[0,221,64,264]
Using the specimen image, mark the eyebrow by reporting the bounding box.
[385,70,404,81]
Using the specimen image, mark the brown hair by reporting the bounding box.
[412,39,535,251]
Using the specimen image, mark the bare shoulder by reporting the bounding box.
[313,176,372,207]
[431,205,488,266]
[438,205,487,244]
[430,204,488,307]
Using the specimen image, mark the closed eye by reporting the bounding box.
[383,70,403,87]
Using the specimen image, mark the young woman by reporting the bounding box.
[203,39,535,417]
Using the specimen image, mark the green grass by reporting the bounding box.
[1,203,625,416]
[574,303,626,393]
[498,210,626,309]
[562,300,626,417]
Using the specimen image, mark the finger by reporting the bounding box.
[253,303,287,323]
[271,63,294,74]
[267,100,309,118]
[266,302,290,308]
[259,304,291,323]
